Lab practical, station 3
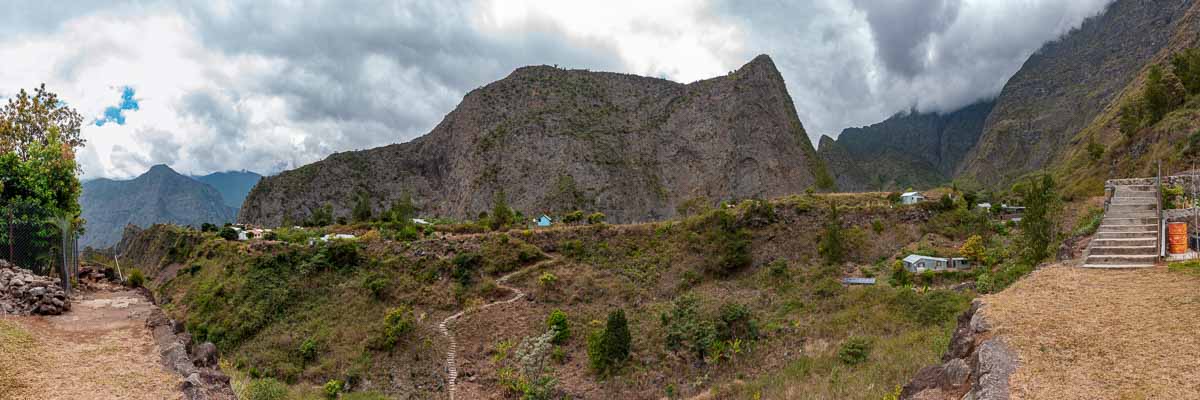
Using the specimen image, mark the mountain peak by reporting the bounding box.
[144,164,178,176]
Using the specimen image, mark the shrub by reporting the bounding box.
[1086,140,1104,162]
[871,219,885,234]
[299,338,318,361]
[363,273,388,300]
[767,259,789,278]
[837,337,872,365]
[586,212,606,225]
[126,268,145,288]
[373,306,415,350]
[352,192,373,223]
[661,295,715,364]
[888,260,912,287]
[244,378,288,400]
[451,253,481,286]
[959,235,985,262]
[690,210,752,277]
[218,226,238,241]
[587,309,631,376]
[200,222,217,232]
[323,379,344,399]
[716,302,758,341]
[1017,174,1062,265]
[311,239,363,271]
[561,210,584,224]
[538,272,558,288]
[741,199,776,226]
[546,310,570,344]
[305,204,334,227]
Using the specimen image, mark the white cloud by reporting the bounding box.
[0,0,1114,179]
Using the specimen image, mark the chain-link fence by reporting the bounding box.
[0,202,79,295]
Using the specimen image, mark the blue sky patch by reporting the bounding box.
[94,86,139,126]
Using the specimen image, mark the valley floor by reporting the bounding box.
[0,290,181,400]
[982,263,1200,399]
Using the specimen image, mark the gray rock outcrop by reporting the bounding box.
[901,299,1018,400]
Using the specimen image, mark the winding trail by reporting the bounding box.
[438,255,556,400]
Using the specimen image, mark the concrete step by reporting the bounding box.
[1096,224,1157,232]
[1081,263,1156,269]
[1102,217,1158,225]
[1096,231,1158,239]
[1088,245,1157,255]
[1091,237,1156,247]
[1085,254,1158,264]
[1108,203,1156,213]
[1110,198,1157,205]
[1113,184,1156,191]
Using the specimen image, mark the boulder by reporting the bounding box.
[193,342,218,368]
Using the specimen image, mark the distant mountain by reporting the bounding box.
[192,170,263,211]
[80,165,236,249]
[960,0,1198,188]
[818,100,994,191]
[240,55,834,226]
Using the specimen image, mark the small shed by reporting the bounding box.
[537,215,553,227]
[900,192,925,205]
[902,254,948,273]
[842,277,876,285]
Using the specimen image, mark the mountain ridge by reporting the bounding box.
[80,164,236,248]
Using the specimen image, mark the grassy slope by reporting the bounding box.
[120,193,993,399]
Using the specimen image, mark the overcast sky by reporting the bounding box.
[0,0,1113,179]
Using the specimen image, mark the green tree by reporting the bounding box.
[1086,139,1105,162]
[818,201,845,265]
[1145,65,1187,123]
[587,309,631,376]
[352,191,373,223]
[490,190,516,231]
[0,84,85,161]
[1017,174,1062,265]
[1119,97,1148,137]
[1171,48,1200,95]
[661,295,715,365]
[546,310,570,344]
[386,191,417,223]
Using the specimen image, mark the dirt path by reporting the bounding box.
[982,264,1200,399]
[0,290,182,400]
[438,256,556,400]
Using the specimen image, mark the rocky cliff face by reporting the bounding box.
[239,55,833,226]
[81,165,236,248]
[959,0,1196,187]
[818,100,994,191]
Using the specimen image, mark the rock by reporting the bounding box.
[970,340,1017,400]
[193,342,218,368]
[940,358,970,387]
[969,309,991,334]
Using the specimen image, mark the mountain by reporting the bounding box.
[817,100,994,191]
[959,0,1198,187]
[191,170,263,211]
[80,165,236,248]
[239,55,834,226]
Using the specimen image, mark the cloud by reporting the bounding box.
[94,86,139,126]
[0,0,1115,179]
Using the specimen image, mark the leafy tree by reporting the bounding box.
[218,226,238,241]
[838,337,872,365]
[490,190,516,231]
[818,201,845,265]
[0,84,85,161]
[561,210,584,224]
[959,235,986,263]
[200,222,218,232]
[304,204,333,227]
[1119,97,1148,138]
[351,191,372,223]
[1017,174,1062,265]
[889,260,912,287]
[1145,65,1187,123]
[386,191,417,223]
[586,212,606,225]
[1171,48,1200,95]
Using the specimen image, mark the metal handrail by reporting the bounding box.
[1157,161,1163,261]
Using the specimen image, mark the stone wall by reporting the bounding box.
[900,300,1018,400]
[0,260,70,315]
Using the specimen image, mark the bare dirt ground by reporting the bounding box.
[983,264,1200,399]
[0,289,181,400]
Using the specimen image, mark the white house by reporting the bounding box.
[900,192,925,205]
[976,202,992,210]
[902,255,973,273]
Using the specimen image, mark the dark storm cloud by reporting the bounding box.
[850,0,960,78]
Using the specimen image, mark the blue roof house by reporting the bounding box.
[537,214,553,227]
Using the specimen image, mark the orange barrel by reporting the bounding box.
[1168,222,1188,254]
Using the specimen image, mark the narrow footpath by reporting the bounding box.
[438,255,556,400]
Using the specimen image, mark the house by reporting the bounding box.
[411,218,431,225]
[900,192,925,205]
[537,214,553,227]
[902,254,973,273]
[842,277,876,285]
[976,202,992,210]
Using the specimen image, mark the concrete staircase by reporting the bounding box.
[1084,184,1159,269]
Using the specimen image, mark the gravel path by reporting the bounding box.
[0,290,182,400]
[438,256,555,400]
[983,264,1200,399]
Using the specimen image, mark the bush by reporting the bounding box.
[310,239,363,271]
[546,310,570,344]
[305,204,334,227]
[352,192,373,223]
[538,272,558,288]
[299,338,318,361]
[661,295,715,364]
[716,302,758,341]
[959,235,985,262]
[689,210,751,277]
[323,379,344,399]
[126,268,145,288]
[561,210,584,224]
[741,199,776,226]
[451,253,481,286]
[244,378,288,400]
[888,260,911,287]
[372,306,415,350]
[838,337,872,365]
[587,309,631,376]
[818,202,845,265]
[218,226,238,241]
[200,222,217,232]
[363,273,389,299]
[586,212,606,225]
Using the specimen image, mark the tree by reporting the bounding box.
[352,191,372,223]
[959,235,986,263]
[1171,48,1200,95]
[587,309,631,376]
[818,201,845,265]
[889,260,912,287]
[0,84,85,161]
[490,190,516,231]
[661,295,715,365]
[1017,174,1062,265]
[1119,97,1148,138]
[1145,65,1186,123]
[386,192,417,223]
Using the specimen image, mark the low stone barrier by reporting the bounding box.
[0,259,70,315]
